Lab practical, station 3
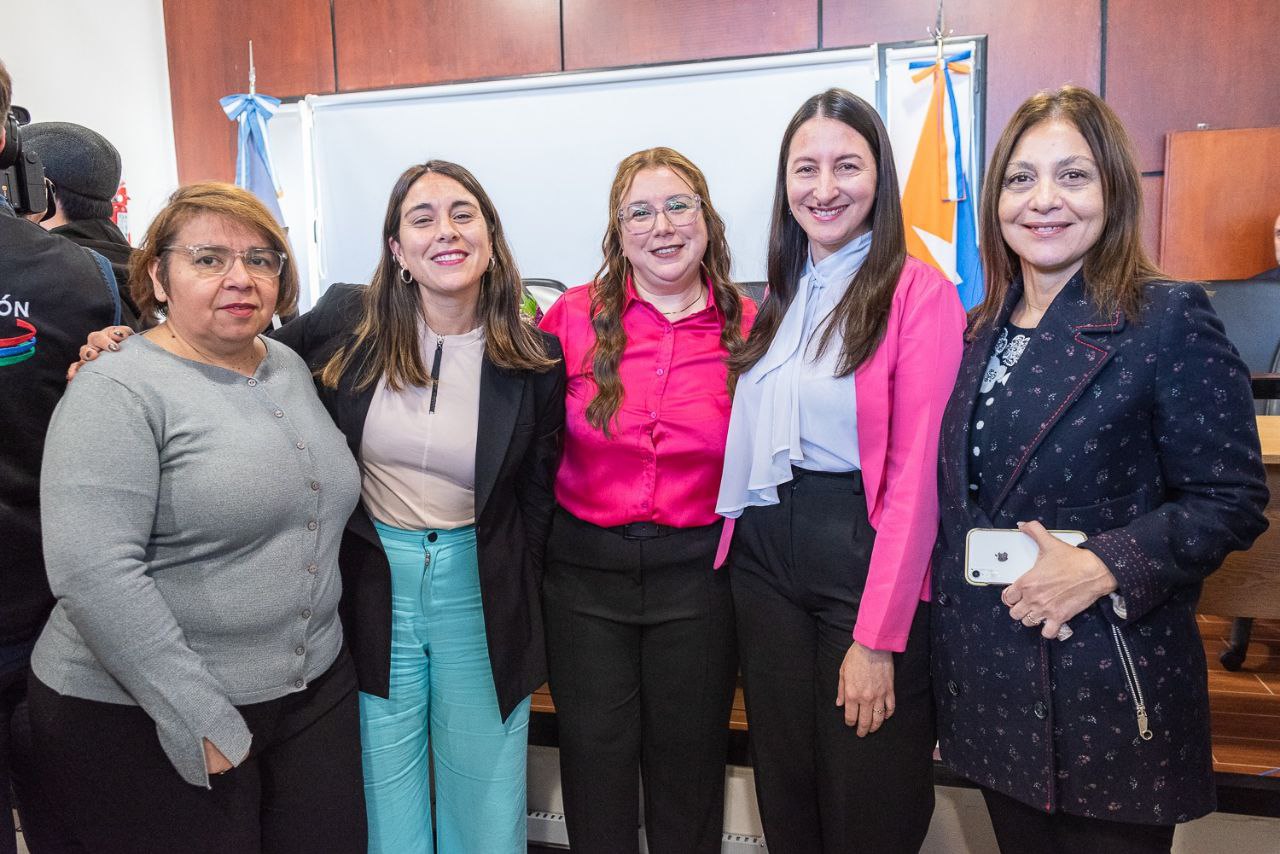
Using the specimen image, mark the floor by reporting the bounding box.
[1200,615,1280,775]
[13,617,1277,854]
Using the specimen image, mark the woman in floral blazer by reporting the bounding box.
[932,86,1269,853]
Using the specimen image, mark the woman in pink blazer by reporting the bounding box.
[716,89,965,854]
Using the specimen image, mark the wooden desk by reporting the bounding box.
[1198,416,1280,619]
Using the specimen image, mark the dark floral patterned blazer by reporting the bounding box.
[932,271,1269,825]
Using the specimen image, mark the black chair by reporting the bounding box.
[522,278,567,315]
[739,281,767,306]
[1203,277,1280,670]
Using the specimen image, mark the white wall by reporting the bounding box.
[3,0,177,239]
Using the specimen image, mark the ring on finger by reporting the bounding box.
[872,707,884,716]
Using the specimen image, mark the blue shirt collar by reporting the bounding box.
[802,229,873,291]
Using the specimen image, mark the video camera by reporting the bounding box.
[1,105,49,217]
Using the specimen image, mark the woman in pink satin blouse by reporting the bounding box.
[537,146,755,854]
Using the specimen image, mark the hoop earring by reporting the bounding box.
[399,265,413,284]
[487,255,496,273]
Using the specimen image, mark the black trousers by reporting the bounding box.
[730,469,936,854]
[27,648,366,854]
[543,508,738,854]
[0,650,82,854]
[982,788,1175,854]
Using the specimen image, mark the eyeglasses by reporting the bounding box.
[617,194,702,235]
[162,245,287,278]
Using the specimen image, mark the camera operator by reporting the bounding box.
[0,57,122,854]
[25,122,139,324]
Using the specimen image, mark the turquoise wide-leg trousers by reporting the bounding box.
[361,521,530,854]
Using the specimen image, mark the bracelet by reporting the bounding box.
[0,318,36,348]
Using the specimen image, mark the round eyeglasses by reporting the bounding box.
[162,245,288,278]
[617,194,702,235]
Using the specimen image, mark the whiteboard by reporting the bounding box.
[270,48,878,309]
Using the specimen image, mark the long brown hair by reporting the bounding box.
[585,147,744,433]
[971,85,1162,337]
[731,88,906,379]
[320,160,556,391]
[131,182,297,327]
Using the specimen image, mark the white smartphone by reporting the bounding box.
[964,528,1087,586]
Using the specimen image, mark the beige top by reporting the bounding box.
[360,323,484,530]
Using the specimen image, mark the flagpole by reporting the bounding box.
[248,40,256,97]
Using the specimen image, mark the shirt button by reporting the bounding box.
[295,646,305,656]
[310,481,320,491]
[649,411,657,419]
[947,680,960,697]
[656,368,664,376]
[937,592,951,607]
[301,609,312,619]
[306,520,317,531]
[1033,701,1047,720]
[296,441,306,450]
[274,410,284,418]
[247,378,257,387]
[294,679,304,689]
[307,563,318,574]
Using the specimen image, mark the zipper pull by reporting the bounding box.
[429,336,443,414]
[1136,703,1153,741]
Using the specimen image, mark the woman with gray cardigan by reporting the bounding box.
[28,184,367,854]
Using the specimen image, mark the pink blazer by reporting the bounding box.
[715,257,966,652]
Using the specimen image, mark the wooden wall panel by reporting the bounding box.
[333,0,561,91]
[823,0,1100,159]
[1161,128,1280,280]
[162,0,336,184]
[563,0,817,70]
[1106,0,1280,173]
[1141,175,1163,266]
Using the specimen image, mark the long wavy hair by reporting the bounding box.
[584,147,744,433]
[320,160,556,391]
[970,85,1161,338]
[730,88,906,379]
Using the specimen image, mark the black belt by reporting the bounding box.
[790,465,864,492]
[607,521,683,540]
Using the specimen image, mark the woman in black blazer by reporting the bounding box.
[932,87,1268,854]
[269,160,563,854]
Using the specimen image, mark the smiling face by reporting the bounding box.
[390,172,492,306]
[785,117,878,263]
[149,212,278,356]
[619,166,709,295]
[998,119,1106,291]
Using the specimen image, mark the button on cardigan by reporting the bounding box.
[32,334,361,787]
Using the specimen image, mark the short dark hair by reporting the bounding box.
[53,186,113,220]
[0,59,11,119]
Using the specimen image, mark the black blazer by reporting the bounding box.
[932,273,1268,824]
[272,284,565,720]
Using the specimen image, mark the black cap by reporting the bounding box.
[25,121,121,203]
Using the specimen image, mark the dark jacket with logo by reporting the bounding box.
[271,283,565,719]
[50,218,140,325]
[0,202,122,644]
[932,272,1268,824]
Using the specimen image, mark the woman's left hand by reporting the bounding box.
[1003,520,1119,640]
[836,642,895,737]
